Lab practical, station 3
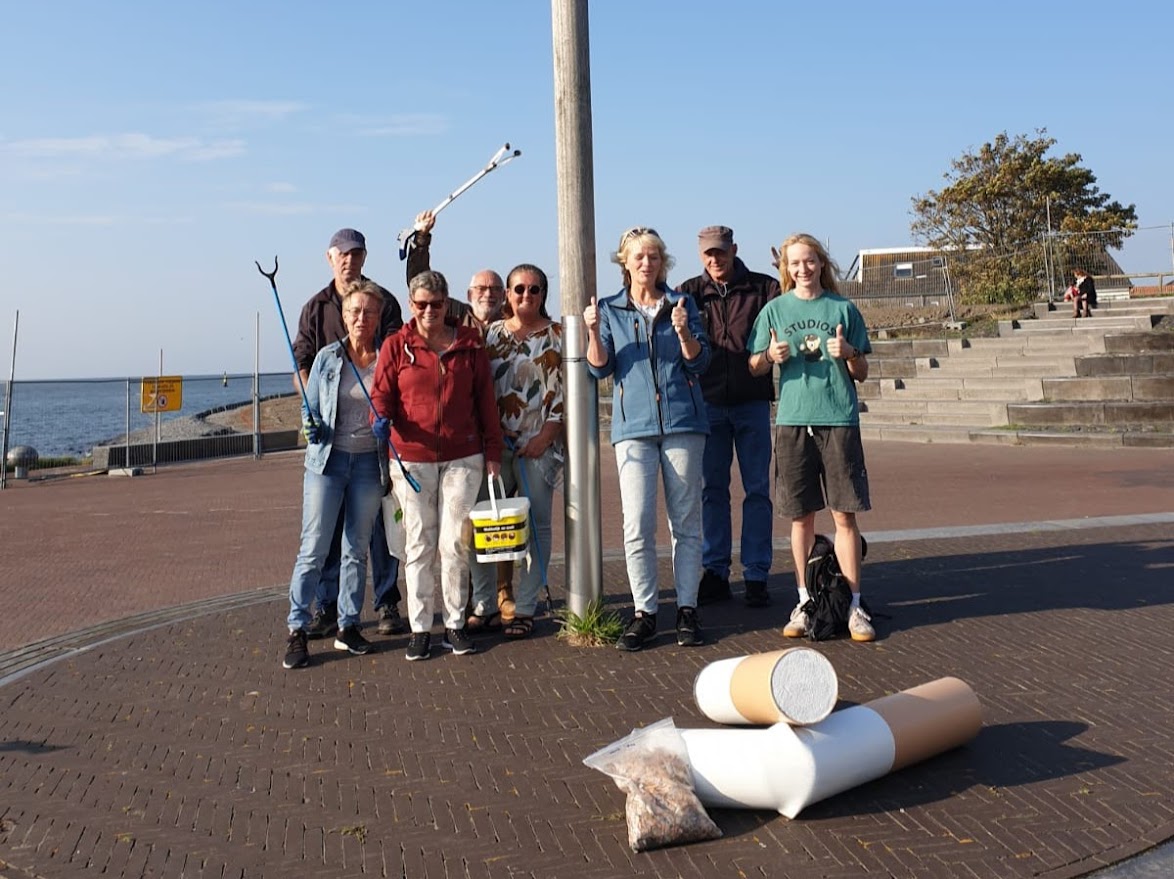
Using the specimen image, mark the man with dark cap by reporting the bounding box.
[292,228,408,640]
[679,225,781,608]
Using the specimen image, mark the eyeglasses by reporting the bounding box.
[410,298,447,311]
[511,284,543,297]
[620,226,658,247]
[469,285,504,295]
[344,307,381,319]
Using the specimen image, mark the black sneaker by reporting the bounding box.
[676,606,704,646]
[333,627,373,655]
[283,629,309,669]
[697,570,731,606]
[376,603,409,635]
[616,612,657,652]
[405,632,431,661]
[442,627,477,656]
[306,603,338,640]
[744,580,771,608]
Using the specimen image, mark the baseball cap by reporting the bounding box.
[329,228,366,253]
[698,225,734,252]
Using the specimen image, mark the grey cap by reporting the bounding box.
[329,228,366,253]
[698,225,734,252]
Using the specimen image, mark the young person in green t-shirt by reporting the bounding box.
[747,233,875,642]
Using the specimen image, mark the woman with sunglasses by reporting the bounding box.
[370,270,503,662]
[467,264,564,640]
[583,228,711,652]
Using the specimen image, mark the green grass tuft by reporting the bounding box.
[555,599,623,647]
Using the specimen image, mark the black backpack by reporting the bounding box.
[801,534,868,641]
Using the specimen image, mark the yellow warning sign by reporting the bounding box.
[141,376,183,413]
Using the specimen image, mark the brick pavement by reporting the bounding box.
[1,442,1173,878]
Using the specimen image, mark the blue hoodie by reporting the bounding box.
[588,287,711,444]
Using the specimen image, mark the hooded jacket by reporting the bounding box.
[588,287,711,444]
[678,258,780,406]
[370,320,503,465]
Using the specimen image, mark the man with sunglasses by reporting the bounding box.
[679,225,781,610]
[405,210,504,334]
[292,228,409,641]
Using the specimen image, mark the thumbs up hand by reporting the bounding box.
[767,327,790,364]
[671,297,691,340]
[583,296,600,332]
[828,323,853,360]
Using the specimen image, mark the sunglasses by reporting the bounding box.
[511,284,543,297]
[620,226,659,247]
[410,298,447,311]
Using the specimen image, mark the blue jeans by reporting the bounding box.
[469,446,558,618]
[287,450,385,632]
[702,401,774,581]
[614,433,705,615]
[313,503,401,611]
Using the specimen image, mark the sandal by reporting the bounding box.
[497,585,516,620]
[503,616,534,640]
[466,611,503,633]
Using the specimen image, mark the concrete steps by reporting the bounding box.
[1033,297,1174,320]
[915,357,1075,377]
[866,376,1044,402]
[858,299,1174,445]
[859,399,1008,425]
[999,314,1155,337]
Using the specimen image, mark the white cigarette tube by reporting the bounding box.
[693,648,839,726]
[681,677,982,818]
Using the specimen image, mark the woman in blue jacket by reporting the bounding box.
[283,280,388,670]
[583,227,710,651]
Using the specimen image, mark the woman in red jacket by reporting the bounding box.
[370,270,504,662]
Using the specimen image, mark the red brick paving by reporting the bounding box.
[0,441,1172,878]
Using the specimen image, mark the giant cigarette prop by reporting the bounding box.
[681,677,981,818]
[693,647,838,726]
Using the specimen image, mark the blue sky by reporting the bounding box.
[2,0,1171,379]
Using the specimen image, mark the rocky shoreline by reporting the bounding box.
[102,393,303,447]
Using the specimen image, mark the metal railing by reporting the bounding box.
[1,372,300,485]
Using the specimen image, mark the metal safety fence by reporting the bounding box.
[843,224,1174,310]
[1,372,300,486]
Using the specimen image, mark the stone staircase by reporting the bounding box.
[858,297,1174,446]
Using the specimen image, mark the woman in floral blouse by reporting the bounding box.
[468,263,564,639]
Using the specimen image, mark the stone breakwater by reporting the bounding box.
[101,394,303,447]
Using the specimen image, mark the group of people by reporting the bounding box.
[280,215,879,669]
[283,215,564,669]
[585,226,876,652]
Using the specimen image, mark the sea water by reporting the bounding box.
[1,373,294,459]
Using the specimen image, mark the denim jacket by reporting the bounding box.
[301,341,350,474]
[588,286,711,444]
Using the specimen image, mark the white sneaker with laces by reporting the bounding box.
[783,603,810,638]
[849,605,875,642]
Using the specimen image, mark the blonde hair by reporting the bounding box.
[340,278,384,306]
[611,226,675,288]
[777,233,841,294]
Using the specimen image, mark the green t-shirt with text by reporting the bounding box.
[748,291,871,426]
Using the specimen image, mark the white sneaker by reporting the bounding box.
[849,606,875,642]
[783,604,810,638]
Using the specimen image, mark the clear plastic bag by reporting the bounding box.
[381,494,406,560]
[583,717,722,852]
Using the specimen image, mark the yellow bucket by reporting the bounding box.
[469,475,530,563]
